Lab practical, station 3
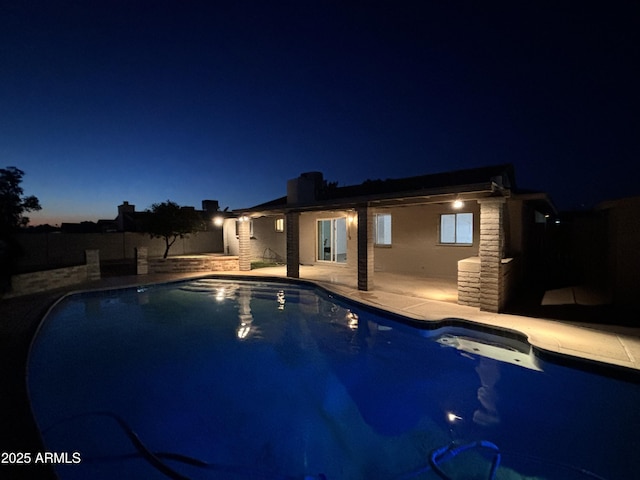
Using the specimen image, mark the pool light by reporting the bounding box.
[447,412,463,423]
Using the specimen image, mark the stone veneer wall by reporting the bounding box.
[457,256,480,307]
[146,255,239,274]
[238,219,251,271]
[478,198,506,313]
[286,212,300,278]
[357,206,374,291]
[458,256,518,310]
[4,249,100,298]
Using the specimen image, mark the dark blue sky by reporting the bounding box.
[2,1,638,225]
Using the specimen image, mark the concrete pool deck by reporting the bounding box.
[1,267,639,479]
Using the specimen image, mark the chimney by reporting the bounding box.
[117,201,135,231]
[118,201,135,215]
[202,200,220,213]
[287,172,324,204]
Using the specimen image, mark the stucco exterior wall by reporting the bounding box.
[223,216,286,263]
[223,218,239,256]
[249,216,286,263]
[372,203,480,279]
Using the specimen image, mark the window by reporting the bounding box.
[374,213,392,246]
[235,219,254,237]
[440,213,473,244]
[275,218,284,232]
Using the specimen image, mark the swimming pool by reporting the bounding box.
[28,277,640,479]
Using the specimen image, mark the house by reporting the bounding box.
[227,164,556,313]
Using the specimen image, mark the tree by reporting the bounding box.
[0,166,41,234]
[1,167,41,291]
[143,200,205,258]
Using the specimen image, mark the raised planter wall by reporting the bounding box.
[4,249,100,298]
[146,254,239,274]
[457,256,481,307]
[457,255,518,311]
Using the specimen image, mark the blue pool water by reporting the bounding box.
[28,278,640,479]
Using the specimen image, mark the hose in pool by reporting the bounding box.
[42,410,327,480]
[429,440,501,480]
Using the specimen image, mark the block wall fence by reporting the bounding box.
[13,231,223,272]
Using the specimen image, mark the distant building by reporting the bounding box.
[115,201,150,232]
[57,200,227,234]
[60,221,103,234]
[114,200,228,232]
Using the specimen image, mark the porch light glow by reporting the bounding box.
[346,310,359,330]
[213,216,224,227]
[276,290,286,310]
[215,288,225,302]
[237,323,251,339]
[453,199,464,209]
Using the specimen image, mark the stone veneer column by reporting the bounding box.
[286,212,300,278]
[478,197,506,313]
[357,206,374,291]
[136,247,148,275]
[238,217,251,271]
[85,249,101,281]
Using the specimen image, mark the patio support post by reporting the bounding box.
[357,205,374,291]
[478,197,506,313]
[85,249,101,281]
[238,217,251,271]
[286,212,300,278]
[136,247,148,275]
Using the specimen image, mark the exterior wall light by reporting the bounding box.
[453,199,464,209]
[213,216,224,227]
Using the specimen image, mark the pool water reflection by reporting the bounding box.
[28,278,640,479]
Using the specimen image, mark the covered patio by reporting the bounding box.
[249,263,458,303]
[230,166,557,313]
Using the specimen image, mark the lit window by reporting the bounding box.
[440,213,473,244]
[275,218,284,232]
[374,213,392,246]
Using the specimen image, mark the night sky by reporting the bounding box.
[2,1,639,225]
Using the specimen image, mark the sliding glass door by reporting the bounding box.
[317,217,347,263]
